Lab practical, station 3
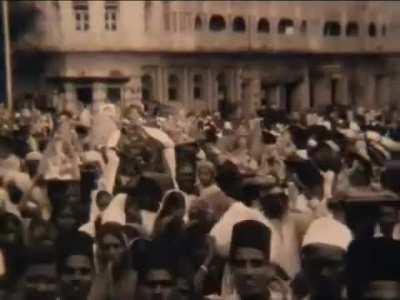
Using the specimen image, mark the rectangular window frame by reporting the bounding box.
[73,1,90,31]
[105,1,119,31]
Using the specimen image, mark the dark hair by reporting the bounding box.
[96,190,112,200]
[158,191,186,219]
[96,222,126,246]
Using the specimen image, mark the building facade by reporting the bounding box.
[13,0,400,114]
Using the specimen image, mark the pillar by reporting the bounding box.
[313,77,330,112]
[291,67,310,112]
[364,73,375,109]
[337,75,348,106]
[157,66,164,103]
[93,82,106,104]
[125,75,142,107]
[376,76,390,109]
[64,82,75,103]
[207,68,213,111]
[183,67,189,107]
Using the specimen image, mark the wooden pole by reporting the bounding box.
[2,1,12,111]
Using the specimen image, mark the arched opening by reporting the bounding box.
[233,16,246,32]
[368,22,377,37]
[346,22,359,36]
[257,18,270,33]
[278,18,295,35]
[323,21,341,36]
[141,74,153,102]
[193,74,203,101]
[194,15,202,31]
[168,74,179,102]
[209,15,226,31]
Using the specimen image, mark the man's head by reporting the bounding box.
[197,160,216,188]
[230,220,274,298]
[28,219,58,248]
[97,222,126,266]
[259,185,289,220]
[48,180,82,234]
[137,240,178,300]
[347,238,400,300]
[24,247,59,300]
[57,231,94,300]
[0,213,23,246]
[301,217,352,299]
[176,163,196,195]
[96,190,112,212]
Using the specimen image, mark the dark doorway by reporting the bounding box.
[76,86,93,106]
[331,78,338,105]
[283,83,296,113]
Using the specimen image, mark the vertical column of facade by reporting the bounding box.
[207,68,214,111]
[364,72,376,109]
[291,66,310,112]
[248,75,261,117]
[183,67,190,107]
[312,76,330,112]
[64,82,75,103]
[376,76,390,109]
[157,66,164,103]
[90,0,103,40]
[93,82,106,104]
[337,75,348,106]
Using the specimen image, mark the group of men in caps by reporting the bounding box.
[1,98,400,300]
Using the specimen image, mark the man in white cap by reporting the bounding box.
[298,217,352,300]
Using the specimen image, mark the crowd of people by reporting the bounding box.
[1,97,400,300]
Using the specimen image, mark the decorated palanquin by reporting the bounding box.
[117,122,167,174]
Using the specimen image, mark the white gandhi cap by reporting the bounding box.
[302,216,353,251]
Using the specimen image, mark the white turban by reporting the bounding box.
[101,194,126,226]
[302,217,352,251]
[26,151,43,161]
[366,131,382,143]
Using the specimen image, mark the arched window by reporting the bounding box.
[323,21,341,36]
[257,18,270,33]
[168,74,179,102]
[278,18,295,35]
[141,74,153,102]
[209,15,226,31]
[233,16,246,32]
[368,22,377,37]
[300,20,307,34]
[193,74,203,101]
[382,25,387,36]
[346,22,359,36]
[194,15,202,31]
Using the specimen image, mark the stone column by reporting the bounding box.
[337,75,348,106]
[125,75,142,107]
[207,68,214,111]
[291,67,310,112]
[64,82,75,103]
[157,66,164,103]
[376,76,390,109]
[313,77,330,112]
[364,73,375,110]
[249,76,261,117]
[183,67,189,107]
[93,82,106,104]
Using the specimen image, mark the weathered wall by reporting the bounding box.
[23,1,400,54]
